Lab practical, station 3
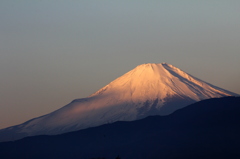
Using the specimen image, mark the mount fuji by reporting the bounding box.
[0,63,237,142]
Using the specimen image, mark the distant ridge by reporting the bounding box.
[1,96,240,159]
[0,63,238,142]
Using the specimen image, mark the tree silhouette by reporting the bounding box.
[115,155,121,159]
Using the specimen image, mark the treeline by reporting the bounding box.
[90,156,120,159]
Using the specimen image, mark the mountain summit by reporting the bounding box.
[0,63,237,142]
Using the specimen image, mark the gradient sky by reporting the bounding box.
[0,1,240,129]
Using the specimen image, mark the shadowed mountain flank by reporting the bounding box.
[0,97,240,159]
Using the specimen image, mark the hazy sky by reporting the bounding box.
[0,1,240,129]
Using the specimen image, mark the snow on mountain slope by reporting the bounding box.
[0,63,238,142]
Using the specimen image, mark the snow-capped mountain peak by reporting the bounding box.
[0,63,237,142]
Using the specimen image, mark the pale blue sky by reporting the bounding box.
[0,1,240,129]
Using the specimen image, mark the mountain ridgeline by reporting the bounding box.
[0,63,238,142]
[1,96,240,159]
